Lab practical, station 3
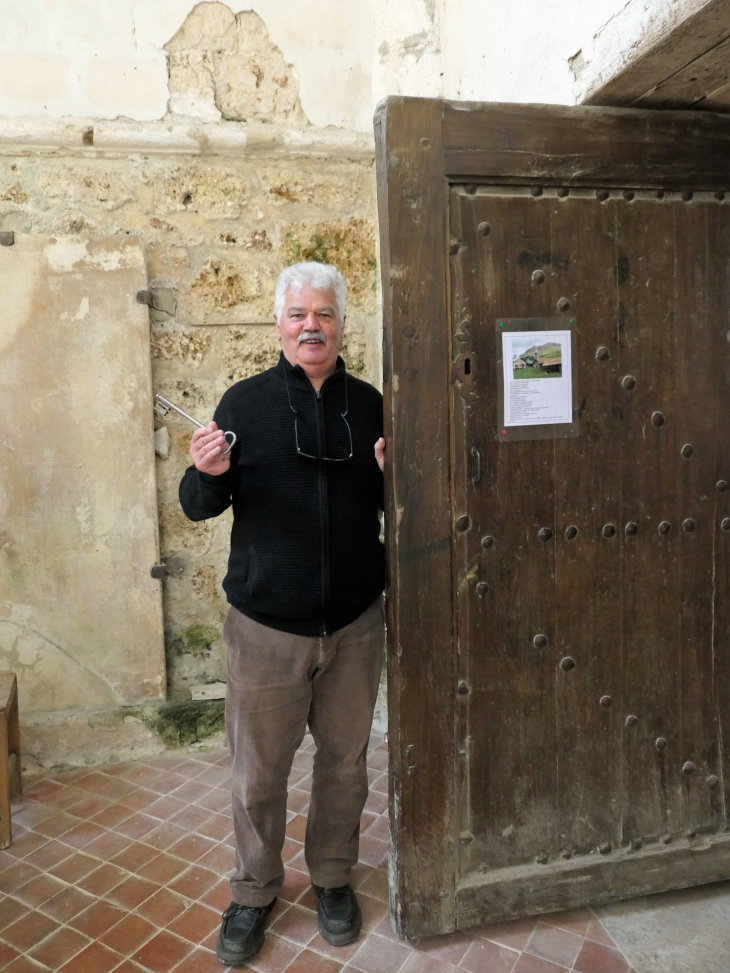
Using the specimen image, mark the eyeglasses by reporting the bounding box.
[285,371,353,462]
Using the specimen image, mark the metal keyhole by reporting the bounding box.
[464,358,471,375]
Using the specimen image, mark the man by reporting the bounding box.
[179,261,387,966]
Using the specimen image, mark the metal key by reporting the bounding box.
[154,394,237,457]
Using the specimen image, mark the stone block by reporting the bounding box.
[154,426,171,459]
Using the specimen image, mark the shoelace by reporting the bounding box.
[315,885,350,898]
[223,903,267,919]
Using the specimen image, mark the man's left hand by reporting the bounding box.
[374,437,386,472]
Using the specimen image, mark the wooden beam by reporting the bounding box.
[442,101,730,189]
[457,833,730,926]
[579,0,730,111]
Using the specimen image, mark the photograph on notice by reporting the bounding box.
[511,338,563,379]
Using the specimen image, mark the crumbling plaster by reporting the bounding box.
[0,0,373,130]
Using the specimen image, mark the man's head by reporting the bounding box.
[274,262,346,383]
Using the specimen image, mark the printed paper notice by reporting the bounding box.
[502,330,572,426]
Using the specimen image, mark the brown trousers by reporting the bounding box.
[223,597,385,906]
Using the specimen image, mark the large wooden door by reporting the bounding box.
[375,99,730,939]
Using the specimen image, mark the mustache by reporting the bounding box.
[297,332,326,346]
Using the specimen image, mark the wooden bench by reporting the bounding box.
[0,673,22,849]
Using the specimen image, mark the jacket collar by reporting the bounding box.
[272,351,347,392]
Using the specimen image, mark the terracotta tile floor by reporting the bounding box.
[1,732,635,973]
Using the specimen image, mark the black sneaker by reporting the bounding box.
[313,883,362,946]
[215,899,276,966]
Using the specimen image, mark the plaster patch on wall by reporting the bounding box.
[0,621,119,713]
[45,237,146,273]
[0,234,165,714]
[165,3,309,125]
[44,239,88,273]
[0,253,39,356]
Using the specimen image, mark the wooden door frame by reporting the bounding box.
[375,96,730,940]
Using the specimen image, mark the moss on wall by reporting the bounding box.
[184,624,220,656]
[150,699,227,748]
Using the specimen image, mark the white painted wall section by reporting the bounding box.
[0,0,377,130]
[439,0,632,105]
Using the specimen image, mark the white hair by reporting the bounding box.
[274,262,347,321]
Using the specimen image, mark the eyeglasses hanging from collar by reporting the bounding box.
[284,370,353,462]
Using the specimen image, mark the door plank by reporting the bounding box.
[673,201,725,833]
[617,200,683,844]
[375,97,457,939]
[457,832,730,925]
[550,195,624,857]
[710,205,730,827]
[451,192,560,873]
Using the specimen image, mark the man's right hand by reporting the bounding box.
[191,422,231,476]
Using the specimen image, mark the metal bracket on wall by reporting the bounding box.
[136,288,178,322]
[150,554,186,580]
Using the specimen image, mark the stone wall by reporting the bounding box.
[1,148,377,674]
[0,5,380,770]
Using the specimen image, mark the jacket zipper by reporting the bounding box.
[315,388,329,635]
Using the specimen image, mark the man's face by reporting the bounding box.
[276,284,344,374]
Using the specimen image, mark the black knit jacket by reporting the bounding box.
[179,353,385,636]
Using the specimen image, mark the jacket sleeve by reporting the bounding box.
[178,395,235,522]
